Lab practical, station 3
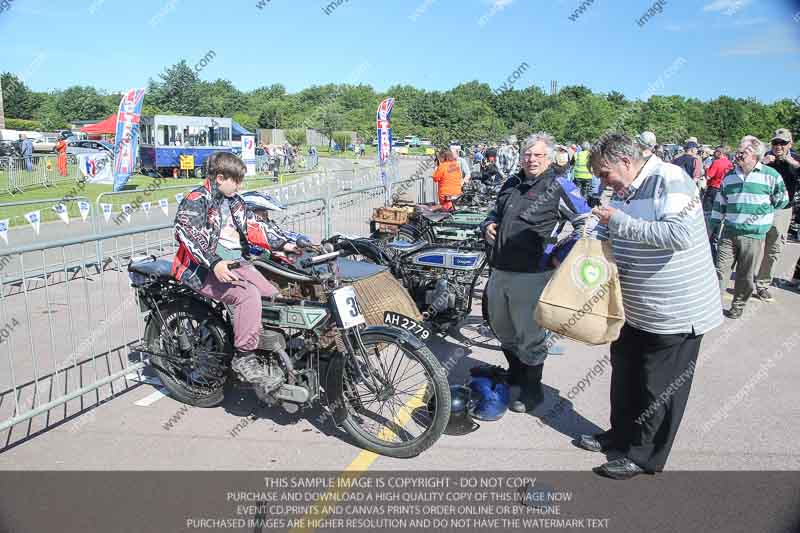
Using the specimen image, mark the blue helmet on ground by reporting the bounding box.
[468,374,511,422]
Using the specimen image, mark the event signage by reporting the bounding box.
[242,135,256,176]
[376,97,395,185]
[179,155,195,171]
[112,88,146,192]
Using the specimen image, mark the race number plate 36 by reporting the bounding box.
[383,311,431,341]
[332,286,366,329]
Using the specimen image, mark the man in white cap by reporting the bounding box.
[636,131,658,158]
[756,128,800,300]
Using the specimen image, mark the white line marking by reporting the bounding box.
[134,388,169,406]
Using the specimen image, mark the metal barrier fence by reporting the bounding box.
[0,223,175,435]
[255,154,318,175]
[389,177,434,205]
[4,155,83,195]
[328,185,388,237]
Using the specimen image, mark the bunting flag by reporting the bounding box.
[142,201,151,217]
[0,219,8,245]
[52,203,70,225]
[78,201,91,222]
[101,203,113,223]
[121,204,132,223]
[159,198,169,216]
[24,211,41,235]
[175,193,184,205]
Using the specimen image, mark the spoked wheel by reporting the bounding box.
[144,301,231,407]
[334,330,450,458]
[451,315,501,351]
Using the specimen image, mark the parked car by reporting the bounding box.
[66,139,115,156]
[33,135,59,153]
[403,135,421,147]
[0,140,22,158]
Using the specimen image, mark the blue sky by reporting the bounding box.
[1,0,799,102]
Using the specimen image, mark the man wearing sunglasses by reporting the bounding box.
[757,128,800,297]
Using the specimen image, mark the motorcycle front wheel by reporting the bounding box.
[329,329,450,458]
[144,301,231,408]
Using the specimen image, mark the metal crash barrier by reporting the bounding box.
[5,155,82,195]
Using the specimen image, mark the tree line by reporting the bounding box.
[3,60,798,147]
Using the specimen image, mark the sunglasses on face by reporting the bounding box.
[772,141,789,147]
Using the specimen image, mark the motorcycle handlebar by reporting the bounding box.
[299,250,342,268]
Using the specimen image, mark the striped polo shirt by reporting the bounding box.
[598,156,723,335]
[709,163,788,239]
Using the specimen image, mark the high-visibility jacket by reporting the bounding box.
[573,150,592,181]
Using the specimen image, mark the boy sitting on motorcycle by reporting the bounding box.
[172,152,282,384]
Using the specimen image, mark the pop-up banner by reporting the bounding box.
[242,135,256,176]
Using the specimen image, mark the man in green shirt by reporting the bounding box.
[709,135,789,319]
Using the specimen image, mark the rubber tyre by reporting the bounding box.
[334,330,450,458]
[144,300,231,408]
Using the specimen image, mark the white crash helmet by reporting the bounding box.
[241,191,286,212]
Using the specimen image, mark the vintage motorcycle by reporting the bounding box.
[128,247,450,458]
[388,181,499,249]
[326,234,488,332]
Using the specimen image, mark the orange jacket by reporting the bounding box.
[432,160,462,197]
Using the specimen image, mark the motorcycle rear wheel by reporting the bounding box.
[144,301,231,408]
[331,330,450,458]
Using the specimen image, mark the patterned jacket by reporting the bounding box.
[171,178,270,289]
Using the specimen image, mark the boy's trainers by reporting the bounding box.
[755,288,774,302]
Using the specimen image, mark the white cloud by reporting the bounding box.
[703,0,752,13]
[731,16,768,26]
[720,27,800,55]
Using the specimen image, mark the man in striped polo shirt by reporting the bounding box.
[709,135,789,319]
[574,134,722,480]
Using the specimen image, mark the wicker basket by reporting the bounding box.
[350,270,422,325]
[372,206,413,224]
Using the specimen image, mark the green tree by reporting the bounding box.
[333,131,352,151]
[318,105,344,149]
[1,73,41,119]
[147,60,200,115]
[55,86,113,121]
[258,100,285,129]
[195,79,244,117]
[285,128,306,147]
[705,96,746,146]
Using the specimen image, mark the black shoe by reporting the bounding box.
[754,287,774,302]
[231,351,269,383]
[575,432,615,453]
[724,307,743,319]
[592,458,647,480]
[502,349,524,386]
[509,364,544,413]
[469,364,508,380]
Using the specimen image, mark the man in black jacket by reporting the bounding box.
[756,128,800,298]
[481,133,595,413]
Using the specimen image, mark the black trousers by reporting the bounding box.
[607,324,702,473]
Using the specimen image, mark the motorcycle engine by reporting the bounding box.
[403,248,486,323]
